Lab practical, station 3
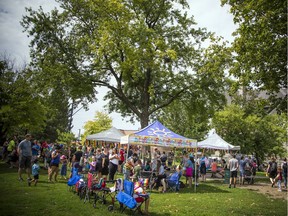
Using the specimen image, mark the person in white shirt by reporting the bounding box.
[108,148,119,181]
[228,154,239,188]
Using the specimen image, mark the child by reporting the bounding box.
[89,156,96,174]
[60,155,68,179]
[274,167,283,192]
[30,159,40,186]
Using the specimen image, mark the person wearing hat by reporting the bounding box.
[29,159,40,186]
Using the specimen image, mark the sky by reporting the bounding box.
[0,0,236,136]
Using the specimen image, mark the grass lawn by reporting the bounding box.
[0,162,286,216]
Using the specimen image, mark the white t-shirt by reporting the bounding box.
[229,158,238,171]
[109,153,119,165]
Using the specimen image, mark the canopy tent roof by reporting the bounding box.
[120,120,197,148]
[86,127,125,143]
[198,132,240,150]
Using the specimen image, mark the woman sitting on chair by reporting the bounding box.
[166,165,182,191]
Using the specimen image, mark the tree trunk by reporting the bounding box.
[140,114,149,129]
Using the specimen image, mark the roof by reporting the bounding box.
[120,120,197,148]
[86,127,125,142]
[198,132,240,150]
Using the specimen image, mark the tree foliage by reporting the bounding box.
[0,58,46,143]
[82,111,112,141]
[212,104,287,162]
[56,129,75,146]
[222,0,287,112]
[21,0,226,128]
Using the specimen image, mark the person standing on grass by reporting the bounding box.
[281,158,287,189]
[29,159,40,186]
[101,148,109,179]
[274,166,283,192]
[239,156,246,185]
[266,157,277,187]
[228,154,238,188]
[109,148,119,181]
[72,146,83,173]
[185,155,193,188]
[60,155,68,179]
[118,148,125,173]
[199,154,208,182]
[17,134,32,183]
[48,145,61,182]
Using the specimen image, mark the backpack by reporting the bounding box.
[270,162,277,173]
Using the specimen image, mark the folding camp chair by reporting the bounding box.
[166,171,182,192]
[67,168,80,192]
[116,180,149,214]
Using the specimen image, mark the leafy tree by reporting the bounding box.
[82,111,112,141]
[212,104,287,163]
[56,129,75,146]
[0,58,46,143]
[221,0,287,113]
[21,0,225,128]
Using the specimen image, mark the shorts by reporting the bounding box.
[230,170,237,178]
[269,172,277,179]
[19,156,32,169]
[33,174,39,180]
[240,170,245,177]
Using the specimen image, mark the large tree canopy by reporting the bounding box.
[21,0,226,128]
[222,0,287,112]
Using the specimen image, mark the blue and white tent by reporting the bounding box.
[120,120,197,148]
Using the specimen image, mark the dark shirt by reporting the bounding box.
[74,151,83,162]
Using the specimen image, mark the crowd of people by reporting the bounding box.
[1,135,287,193]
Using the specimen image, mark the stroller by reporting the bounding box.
[116,180,149,214]
[244,169,254,185]
[107,178,124,211]
[84,172,108,208]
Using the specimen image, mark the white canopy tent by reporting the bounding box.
[86,127,125,142]
[198,132,240,150]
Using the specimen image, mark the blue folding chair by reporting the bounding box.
[166,171,182,192]
[67,167,84,193]
[116,180,149,214]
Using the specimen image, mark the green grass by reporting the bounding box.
[0,162,286,216]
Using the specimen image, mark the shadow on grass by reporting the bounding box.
[148,183,230,194]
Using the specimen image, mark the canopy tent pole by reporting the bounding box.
[125,134,131,163]
[194,141,198,193]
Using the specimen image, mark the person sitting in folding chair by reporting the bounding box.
[116,179,150,215]
[166,165,182,192]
